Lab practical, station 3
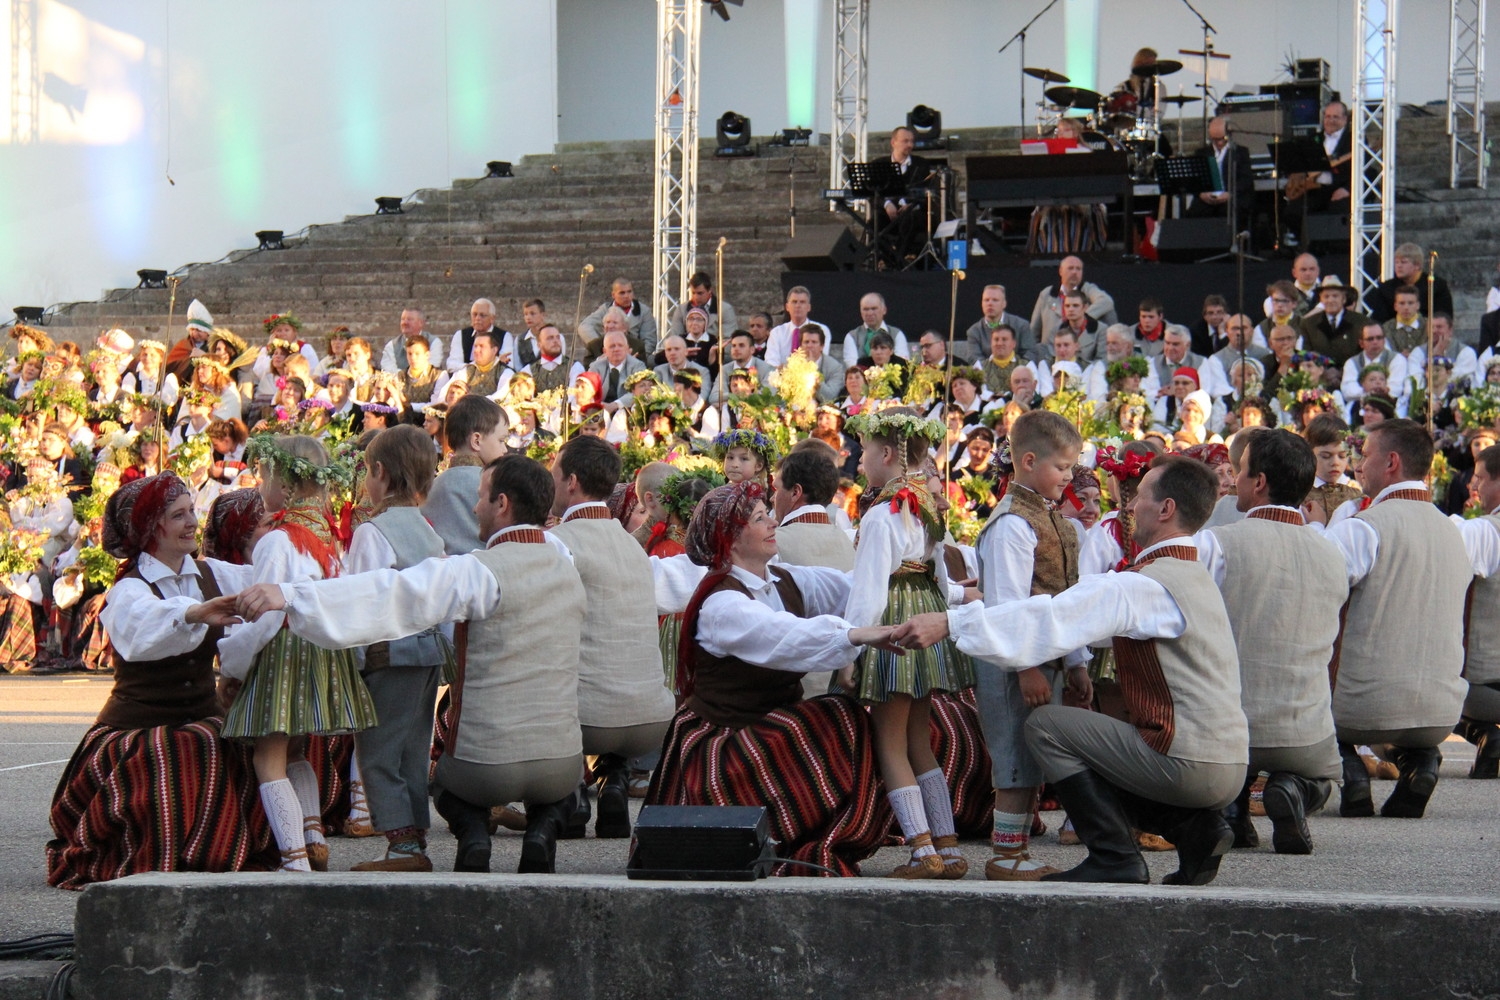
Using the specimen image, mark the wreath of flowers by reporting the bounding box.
[947,365,984,389]
[191,356,232,380]
[1294,388,1334,409]
[671,368,703,390]
[1293,351,1333,367]
[623,369,660,393]
[630,384,688,434]
[657,467,727,522]
[300,398,336,412]
[1106,356,1150,385]
[179,387,218,411]
[845,409,946,446]
[361,401,400,417]
[244,433,350,489]
[709,428,777,464]
[267,337,301,353]
[1358,362,1390,380]
[1096,443,1152,482]
[263,313,302,335]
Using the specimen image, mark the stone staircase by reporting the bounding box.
[18,108,1500,352]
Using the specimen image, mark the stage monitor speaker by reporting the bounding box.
[626,805,774,881]
[1155,218,1231,261]
[780,225,861,272]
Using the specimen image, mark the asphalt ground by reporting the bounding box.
[3,673,1497,946]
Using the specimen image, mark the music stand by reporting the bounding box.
[846,160,903,270]
[1271,139,1334,250]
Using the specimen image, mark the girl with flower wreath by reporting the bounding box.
[842,406,975,879]
[710,428,776,487]
[220,434,377,872]
[1080,439,1164,575]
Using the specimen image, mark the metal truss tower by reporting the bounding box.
[1447,0,1486,188]
[652,0,702,324]
[1349,0,1398,297]
[10,0,40,144]
[829,0,868,198]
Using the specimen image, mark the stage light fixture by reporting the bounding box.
[375,196,404,215]
[714,112,755,158]
[136,269,169,289]
[781,127,812,147]
[485,161,514,178]
[256,230,286,251]
[907,104,945,150]
[13,306,45,325]
[704,0,744,22]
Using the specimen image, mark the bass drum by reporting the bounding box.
[1079,130,1118,153]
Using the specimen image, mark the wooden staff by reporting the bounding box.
[572,263,594,360]
[944,267,966,496]
[716,237,728,408]
[1426,250,1438,433]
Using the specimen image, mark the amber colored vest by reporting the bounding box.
[982,356,1021,397]
[97,561,224,730]
[687,569,808,729]
[463,361,504,398]
[532,356,576,395]
[983,484,1079,597]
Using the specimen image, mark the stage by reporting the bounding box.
[783,258,1292,347]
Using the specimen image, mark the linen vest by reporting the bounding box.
[531,356,576,396]
[1114,550,1249,764]
[982,356,1021,397]
[448,541,584,765]
[980,485,1079,597]
[364,507,448,670]
[1463,514,1500,686]
[463,361,504,399]
[98,561,224,730]
[776,518,856,572]
[687,569,808,728]
[1212,513,1346,747]
[550,514,676,728]
[1333,497,1469,730]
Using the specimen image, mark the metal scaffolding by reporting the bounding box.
[1349,0,1398,297]
[651,0,702,325]
[1447,0,1486,188]
[10,0,40,145]
[829,0,868,198]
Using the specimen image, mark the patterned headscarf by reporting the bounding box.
[678,481,768,699]
[203,488,266,564]
[607,482,638,524]
[102,472,191,573]
[1181,442,1230,470]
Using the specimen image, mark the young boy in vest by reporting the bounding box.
[421,395,508,555]
[972,409,1086,880]
[1303,415,1361,521]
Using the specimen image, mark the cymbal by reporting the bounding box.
[1137,59,1184,77]
[1024,66,1070,84]
[1159,94,1201,106]
[1044,85,1103,109]
[1103,113,1137,131]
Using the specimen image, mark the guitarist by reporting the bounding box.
[1286,101,1352,248]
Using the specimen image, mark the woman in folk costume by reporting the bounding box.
[1080,439,1166,575]
[646,481,899,876]
[46,474,277,888]
[220,435,376,872]
[842,408,975,879]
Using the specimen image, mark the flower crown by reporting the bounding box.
[1293,351,1333,367]
[263,314,302,335]
[245,434,347,489]
[623,369,660,392]
[845,409,946,446]
[657,467,727,522]
[1295,388,1334,407]
[1106,356,1150,384]
[709,428,776,462]
[947,365,983,388]
[1359,363,1390,379]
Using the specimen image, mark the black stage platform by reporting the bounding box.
[782,259,1291,338]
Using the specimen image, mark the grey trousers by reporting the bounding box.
[1249,734,1342,782]
[1025,705,1245,811]
[1336,725,1453,749]
[434,753,583,808]
[1464,683,1500,723]
[355,664,440,832]
[582,721,669,760]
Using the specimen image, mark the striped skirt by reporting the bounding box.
[928,689,994,839]
[855,571,975,703]
[659,612,684,697]
[222,630,377,739]
[0,593,38,673]
[302,734,356,833]
[46,719,279,890]
[645,695,891,877]
[66,593,113,672]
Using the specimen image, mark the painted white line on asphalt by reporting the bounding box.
[0,742,77,745]
[0,758,70,772]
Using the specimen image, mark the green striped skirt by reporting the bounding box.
[222,630,378,739]
[854,569,974,704]
[659,612,685,697]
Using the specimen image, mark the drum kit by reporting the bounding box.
[1024,62,1200,180]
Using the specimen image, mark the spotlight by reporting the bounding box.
[781,127,812,147]
[374,196,404,215]
[136,269,169,289]
[714,112,755,158]
[256,230,286,251]
[703,0,744,23]
[13,306,45,325]
[907,104,945,150]
[485,160,514,178]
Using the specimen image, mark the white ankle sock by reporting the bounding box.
[915,768,958,850]
[260,779,310,871]
[285,760,327,847]
[347,752,370,822]
[887,785,934,855]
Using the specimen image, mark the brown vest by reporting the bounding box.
[983,484,1079,597]
[463,361,504,398]
[532,356,576,395]
[97,561,224,730]
[687,568,809,729]
[982,356,1021,397]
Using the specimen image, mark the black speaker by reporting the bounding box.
[780,225,861,272]
[626,805,774,881]
[1155,217,1231,252]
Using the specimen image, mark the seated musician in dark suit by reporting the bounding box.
[881,126,936,265]
[1184,117,1254,234]
[1287,102,1352,247]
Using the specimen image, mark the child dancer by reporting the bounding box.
[711,429,776,487]
[222,434,377,872]
[843,407,975,879]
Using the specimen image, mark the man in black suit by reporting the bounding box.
[1189,294,1232,358]
[881,126,936,265]
[1299,276,1368,367]
[1289,102,1352,247]
[1185,117,1255,235]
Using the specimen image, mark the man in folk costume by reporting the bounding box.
[1192,431,1347,853]
[1446,444,1500,778]
[548,435,675,840]
[522,324,584,396]
[1308,419,1470,818]
[898,458,1249,886]
[233,455,587,874]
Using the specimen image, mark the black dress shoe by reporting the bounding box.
[434,790,492,873]
[595,756,632,839]
[1380,746,1442,818]
[560,780,591,840]
[1160,810,1233,886]
[518,793,572,874]
[1038,771,1149,885]
[1338,742,1374,817]
[1224,779,1258,849]
[1260,772,1329,855]
[1459,719,1500,779]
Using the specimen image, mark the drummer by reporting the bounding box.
[1115,48,1160,114]
[1028,118,1108,255]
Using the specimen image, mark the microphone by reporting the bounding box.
[718,237,728,250]
[952,269,967,280]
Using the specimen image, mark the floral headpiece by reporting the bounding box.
[658,467,727,523]
[361,401,400,417]
[191,356,231,379]
[670,368,703,390]
[709,428,777,465]
[136,340,166,356]
[1429,355,1455,370]
[947,365,983,388]
[180,387,218,410]
[299,398,336,412]
[1358,363,1390,379]
[624,369,660,393]
[267,336,300,353]
[245,434,349,489]
[263,313,302,335]
[1293,351,1333,367]
[1096,443,1153,482]
[845,409,946,446]
[1295,388,1334,408]
[727,367,759,388]
[1106,356,1150,384]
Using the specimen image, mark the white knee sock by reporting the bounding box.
[285,760,327,846]
[886,785,935,856]
[259,779,310,871]
[916,768,957,850]
[347,751,370,822]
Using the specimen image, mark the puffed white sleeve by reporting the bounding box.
[844,505,905,628]
[280,555,500,649]
[344,522,397,576]
[651,553,707,615]
[100,578,209,661]
[695,589,859,673]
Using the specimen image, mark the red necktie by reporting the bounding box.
[791,327,802,352]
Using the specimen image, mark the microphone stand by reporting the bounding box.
[1178,0,1219,136]
[944,268,966,497]
[998,0,1062,129]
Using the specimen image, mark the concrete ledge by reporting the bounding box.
[74,874,1500,1000]
[0,961,64,1000]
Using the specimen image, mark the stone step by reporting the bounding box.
[0,960,65,1000]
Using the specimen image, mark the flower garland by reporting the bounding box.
[658,467,727,523]
[1106,356,1150,386]
[245,434,350,490]
[946,365,984,389]
[263,313,302,335]
[709,428,777,466]
[845,409,946,446]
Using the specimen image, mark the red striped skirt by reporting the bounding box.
[301,734,355,832]
[66,592,113,672]
[46,719,278,890]
[429,689,456,780]
[928,689,994,839]
[645,695,891,877]
[0,593,38,673]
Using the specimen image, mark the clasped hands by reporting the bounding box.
[186,584,290,628]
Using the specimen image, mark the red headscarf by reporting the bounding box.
[102,472,191,578]
[676,482,766,698]
[203,488,266,564]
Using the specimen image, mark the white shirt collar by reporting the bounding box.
[1135,535,1196,561]
[561,500,609,520]
[137,551,201,584]
[1373,480,1427,503]
[727,563,775,596]
[780,504,828,526]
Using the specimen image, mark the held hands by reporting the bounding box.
[234,583,288,622]
[890,612,950,651]
[1063,665,1094,709]
[847,625,906,656]
[186,594,244,627]
[1017,667,1053,709]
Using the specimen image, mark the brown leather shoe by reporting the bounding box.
[888,833,946,879]
[931,834,969,879]
[1135,831,1174,851]
[351,852,434,873]
[488,805,528,833]
[305,841,329,872]
[985,851,1060,881]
